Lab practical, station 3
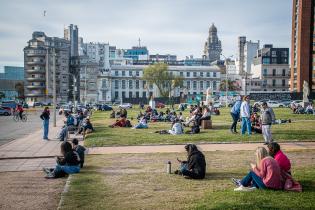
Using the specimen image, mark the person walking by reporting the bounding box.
[230,96,242,133]
[261,102,275,144]
[240,95,251,135]
[40,107,50,140]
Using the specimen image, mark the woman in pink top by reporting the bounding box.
[268,142,291,174]
[233,147,282,191]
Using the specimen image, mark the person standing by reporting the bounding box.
[240,96,251,135]
[40,107,50,140]
[261,102,275,144]
[230,96,242,133]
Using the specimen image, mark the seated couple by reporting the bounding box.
[109,117,132,128]
[232,143,301,192]
[155,119,184,135]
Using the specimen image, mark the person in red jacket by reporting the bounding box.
[232,147,282,191]
[16,104,24,120]
[268,142,291,174]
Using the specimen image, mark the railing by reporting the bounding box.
[262,74,290,78]
[26,77,45,82]
[26,69,46,73]
[25,85,45,89]
[26,60,45,65]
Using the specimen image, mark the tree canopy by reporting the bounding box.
[143,63,183,97]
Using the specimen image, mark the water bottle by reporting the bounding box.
[166,161,171,174]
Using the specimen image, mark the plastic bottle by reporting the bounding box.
[166,161,171,174]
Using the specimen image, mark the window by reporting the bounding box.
[272,79,276,86]
[136,71,139,76]
[180,72,183,77]
[263,69,267,76]
[193,72,197,77]
[115,91,118,99]
[213,81,217,89]
[143,80,146,88]
[122,80,126,89]
[129,91,133,98]
[129,80,133,89]
[193,81,197,89]
[272,69,276,76]
[186,72,190,77]
[200,81,203,89]
[200,72,203,77]
[135,80,139,89]
[122,71,125,76]
[186,81,190,88]
[206,72,210,77]
[143,92,146,98]
[282,79,286,86]
[272,58,277,63]
[206,81,210,88]
[282,69,286,76]
[262,58,270,64]
[122,92,125,98]
[114,80,119,89]
[213,72,217,77]
[129,71,132,76]
[271,51,277,57]
[136,92,139,98]
[115,71,118,76]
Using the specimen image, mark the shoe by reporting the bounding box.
[174,170,179,174]
[42,167,51,175]
[230,129,234,134]
[231,178,242,186]
[45,172,55,179]
[234,185,254,192]
[263,142,269,145]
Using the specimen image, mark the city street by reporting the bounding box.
[0,110,62,146]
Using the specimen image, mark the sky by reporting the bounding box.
[0,0,292,71]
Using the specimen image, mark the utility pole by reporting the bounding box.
[53,47,56,127]
[225,65,228,107]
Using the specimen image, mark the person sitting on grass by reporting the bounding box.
[77,117,94,135]
[251,112,262,134]
[110,110,116,118]
[267,142,291,174]
[168,119,184,135]
[175,144,206,179]
[109,117,127,128]
[43,142,80,178]
[185,121,200,134]
[132,117,148,129]
[72,138,86,168]
[232,147,282,191]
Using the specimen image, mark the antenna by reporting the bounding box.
[138,38,141,47]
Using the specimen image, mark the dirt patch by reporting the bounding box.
[0,171,65,210]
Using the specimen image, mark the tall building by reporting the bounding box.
[203,23,222,62]
[236,36,259,74]
[251,44,290,92]
[290,0,315,93]
[64,24,79,57]
[24,31,70,103]
[0,66,24,101]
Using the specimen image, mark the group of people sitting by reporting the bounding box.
[291,103,314,114]
[183,105,211,127]
[58,110,94,141]
[43,138,86,179]
[174,143,301,192]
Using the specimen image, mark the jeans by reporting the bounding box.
[54,164,80,178]
[43,119,49,139]
[134,123,148,129]
[241,117,252,135]
[262,124,272,143]
[241,171,266,189]
[59,126,68,141]
[230,113,239,132]
[179,163,204,179]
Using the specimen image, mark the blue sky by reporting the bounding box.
[0,0,292,70]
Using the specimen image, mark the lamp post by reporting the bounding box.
[52,47,56,127]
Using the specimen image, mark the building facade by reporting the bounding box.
[251,44,290,92]
[24,31,70,103]
[64,24,79,57]
[0,66,24,101]
[290,0,315,93]
[236,36,259,74]
[203,23,222,62]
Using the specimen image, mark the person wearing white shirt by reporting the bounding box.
[240,96,251,135]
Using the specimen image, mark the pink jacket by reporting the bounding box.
[253,157,282,189]
[274,150,291,172]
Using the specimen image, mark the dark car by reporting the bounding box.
[101,104,113,111]
[0,107,11,116]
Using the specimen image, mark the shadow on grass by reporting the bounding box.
[204,171,244,180]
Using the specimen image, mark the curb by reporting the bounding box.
[57,175,72,210]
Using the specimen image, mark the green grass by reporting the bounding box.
[84,106,315,147]
[60,150,315,210]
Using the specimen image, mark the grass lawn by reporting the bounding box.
[85,106,315,147]
[60,150,315,210]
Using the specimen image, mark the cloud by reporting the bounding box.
[0,0,292,69]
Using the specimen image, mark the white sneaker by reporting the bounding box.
[234,185,256,192]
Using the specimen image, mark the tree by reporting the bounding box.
[143,63,183,97]
[219,80,240,91]
[15,82,24,98]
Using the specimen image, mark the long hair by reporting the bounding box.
[185,144,199,159]
[61,142,72,156]
[255,147,269,167]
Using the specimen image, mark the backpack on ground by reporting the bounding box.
[125,120,132,127]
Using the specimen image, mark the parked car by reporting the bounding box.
[156,102,165,109]
[267,100,285,108]
[1,106,12,112]
[0,107,11,116]
[279,100,292,107]
[33,102,43,107]
[118,103,133,109]
[213,102,223,108]
[290,100,303,107]
[1,100,17,109]
[22,103,29,109]
[99,104,113,111]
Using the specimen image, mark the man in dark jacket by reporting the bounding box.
[72,138,86,168]
[176,144,206,179]
[261,102,275,145]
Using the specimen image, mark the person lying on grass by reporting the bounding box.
[132,117,148,129]
[232,147,282,191]
[43,142,80,179]
[174,144,206,179]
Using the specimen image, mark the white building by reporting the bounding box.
[235,36,259,74]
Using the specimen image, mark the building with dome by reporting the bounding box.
[203,23,222,62]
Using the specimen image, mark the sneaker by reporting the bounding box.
[234,185,257,192]
[45,172,55,179]
[42,167,50,174]
[231,178,242,186]
[263,142,269,145]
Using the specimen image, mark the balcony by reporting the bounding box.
[26,60,46,65]
[26,77,45,82]
[265,85,290,88]
[25,93,45,97]
[26,69,46,73]
[262,74,290,78]
[26,85,45,89]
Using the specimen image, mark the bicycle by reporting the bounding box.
[13,112,27,122]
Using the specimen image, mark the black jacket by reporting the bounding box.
[57,150,80,166]
[40,111,50,120]
[187,150,206,179]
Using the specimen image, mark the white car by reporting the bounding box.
[267,101,285,108]
[213,102,223,108]
[118,103,133,109]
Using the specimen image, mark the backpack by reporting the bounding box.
[191,125,200,134]
[125,120,132,127]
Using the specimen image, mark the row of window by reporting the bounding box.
[112,71,218,78]
[262,69,287,76]
[113,91,213,99]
